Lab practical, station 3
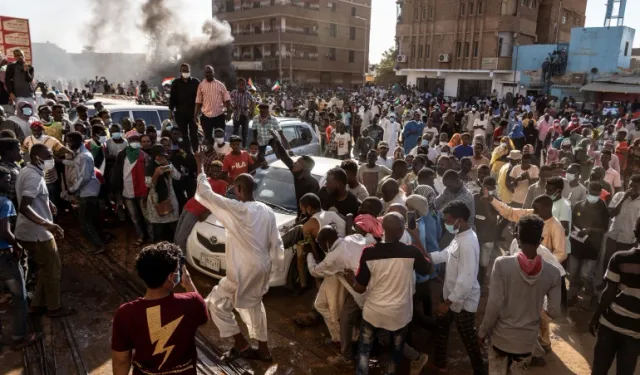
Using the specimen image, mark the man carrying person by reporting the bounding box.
[169,63,200,151]
[195,153,284,361]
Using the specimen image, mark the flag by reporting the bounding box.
[271,81,281,91]
[247,78,258,91]
[394,98,401,105]
[162,77,174,86]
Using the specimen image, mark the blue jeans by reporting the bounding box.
[0,252,28,340]
[356,319,407,375]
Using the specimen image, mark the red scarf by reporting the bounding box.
[517,252,542,276]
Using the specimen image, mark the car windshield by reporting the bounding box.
[252,167,321,213]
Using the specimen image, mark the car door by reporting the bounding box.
[297,123,320,156]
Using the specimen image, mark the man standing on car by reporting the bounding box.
[194,65,232,143]
[5,49,35,108]
[230,78,254,148]
[169,63,200,152]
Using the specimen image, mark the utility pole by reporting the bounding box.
[278,25,283,82]
[290,42,293,82]
[355,16,369,84]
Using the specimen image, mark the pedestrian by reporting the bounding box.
[429,200,484,375]
[403,112,424,155]
[194,65,231,142]
[111,242,207,375]
[0,107,25,141]
[222,135,257,181]
[589,217,640,375]
[230,78,254,147]
[376,141,394,169]
[357,149,391,196]
[0,166,43,349]
[474,176,499,285]
[434,170,475,227]
[334,122,351,160]
[341,159,369,201]
[64,131,104,254]
[195,154,284,362]
[145,144,181,242]
[15,143,74,317]
[345,212,432,375]
[478,214,562,375]
[318,167,361,217]
[565,163,587,207]
[0,138,22,210]
[356,128,375,163]
[5,49,35,108]
[169,63,200,151]
[253,103,289,156]
[509,152,539,208]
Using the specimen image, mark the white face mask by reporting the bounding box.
[41,158,55,171]
[215,137,225,145]
[99,136,108,144]
[129,142,141,149]
[250,152,258,158]
[566,173,576,181]
[181,72,190,79]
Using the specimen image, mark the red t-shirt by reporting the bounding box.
[183,178,228,217]
[111,292,208,375]
[222,151,254,180]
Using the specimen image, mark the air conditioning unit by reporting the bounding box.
[438,53,450,62]
[396,54,408,63]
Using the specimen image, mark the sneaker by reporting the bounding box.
[529,356,547,367]
[327,355,354,367]
[410,353,429,375]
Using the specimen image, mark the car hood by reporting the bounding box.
[203,210,297,235]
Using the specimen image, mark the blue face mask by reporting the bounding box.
[586,194,600,203]
[112,132,122,140]
[445,219,459,235]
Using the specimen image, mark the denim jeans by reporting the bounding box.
[592,325,640,375]
[123,197,151,241]
[0,252,28,340]
[567,254,596,300]
[77,196,104,248]
[356,319,407,375]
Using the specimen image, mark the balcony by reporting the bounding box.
[217,2,320,22]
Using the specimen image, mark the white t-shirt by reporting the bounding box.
[509,165,539,204]
[349,183,369,201]
[423,126,439,146]
[312,210,346,237]
[214,143,232,158]
[335,132,351,156]
[552,198,572,255]
[472,118,489,139]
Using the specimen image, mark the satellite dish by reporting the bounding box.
[590,67,599,74]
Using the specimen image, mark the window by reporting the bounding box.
[625,41,630,56]
[111,111,132,126]
[351,7,356,16]
[329,48,336,60]
[497,32,513,57]
[473,41,479,57]
[428,5,434,19]
[464,42,470,57]
[418,45,423,58]
[411,44,416,57]
[422,7,427,20]
[349,27,356,40]
[414,8,419,20]
[460,3,465,16]
[329,2,336,11]
[132,110,161,130]
[469,1,474,15]
[478,1,482,14]
[296,125,313,146]
[349,50,355,63]
[426,44,431,59]
[329,23,337,37]
[562,12,567,24]
[456,42,462,58]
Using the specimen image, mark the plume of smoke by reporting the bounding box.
[83,0,136,52]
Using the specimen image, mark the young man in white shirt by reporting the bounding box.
[472,113,489,142]
[509,153,539,207]
[334,122,351,160]
[212,128,231,159]
[427,201,484,375]
[600,149,622,193]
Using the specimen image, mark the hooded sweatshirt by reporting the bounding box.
[478,252,562,354]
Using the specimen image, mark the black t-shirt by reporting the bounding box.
[281,156,320,217]
[474,194,498,243]
[571,199,610,259]
[317,187,361,217]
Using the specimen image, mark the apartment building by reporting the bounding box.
[395,0,587,98]
[214,0,371,87]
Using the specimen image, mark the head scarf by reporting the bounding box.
[406,194,429,217]
[546,147,560,165]
[448,133,462,147]
[490,144,509,165]
[509,121,524,139]
[354,214,384,240]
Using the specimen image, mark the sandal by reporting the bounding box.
[11,333,44,350]
[221,347,260,362]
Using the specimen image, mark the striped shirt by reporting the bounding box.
[229,89,254,121]
[600,248,640,339]
[195,79,231,118]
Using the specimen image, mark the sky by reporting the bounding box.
[0,0,638,64]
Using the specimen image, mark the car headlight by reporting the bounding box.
[209,236,218,245]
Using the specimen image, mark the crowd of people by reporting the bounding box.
[0,50,639,375]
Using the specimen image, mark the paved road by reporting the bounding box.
[1,217,635,375]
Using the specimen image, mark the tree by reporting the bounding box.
[374,47,403,86]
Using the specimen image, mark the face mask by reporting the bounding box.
[586,195,600,203]
[99,136,107,144]
[112,132,122,140]
[129,142,141,149]
[550,192,559,200]
[421,139,429,147]
[445,219,459,235]
[250,152,258,158]
[215,137,225,145]
[181,72,190,79]
[22,107,33,116]
[40,158,55,171]
[104,119,112,126]
[565,173,576,181]
[166,125,173,131]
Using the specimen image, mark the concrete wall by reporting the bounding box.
[403,70,519,97]
[567,26,635,74]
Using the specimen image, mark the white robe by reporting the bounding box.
[195,173,285,308]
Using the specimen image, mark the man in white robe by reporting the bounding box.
[195,154,284,361]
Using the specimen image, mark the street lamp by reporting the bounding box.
[355,16,369,84]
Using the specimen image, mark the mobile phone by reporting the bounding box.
[178,256,185,280]
[407,211,417,230]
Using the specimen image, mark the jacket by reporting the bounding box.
[5,62,34,96]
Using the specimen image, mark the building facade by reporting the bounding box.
[394,0,587,98]
[214,0,371,87]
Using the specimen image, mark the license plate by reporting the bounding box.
[200,254,221,272]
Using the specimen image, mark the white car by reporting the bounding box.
[186,157,343,287]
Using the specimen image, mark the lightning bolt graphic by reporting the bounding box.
[146,305,184,369]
